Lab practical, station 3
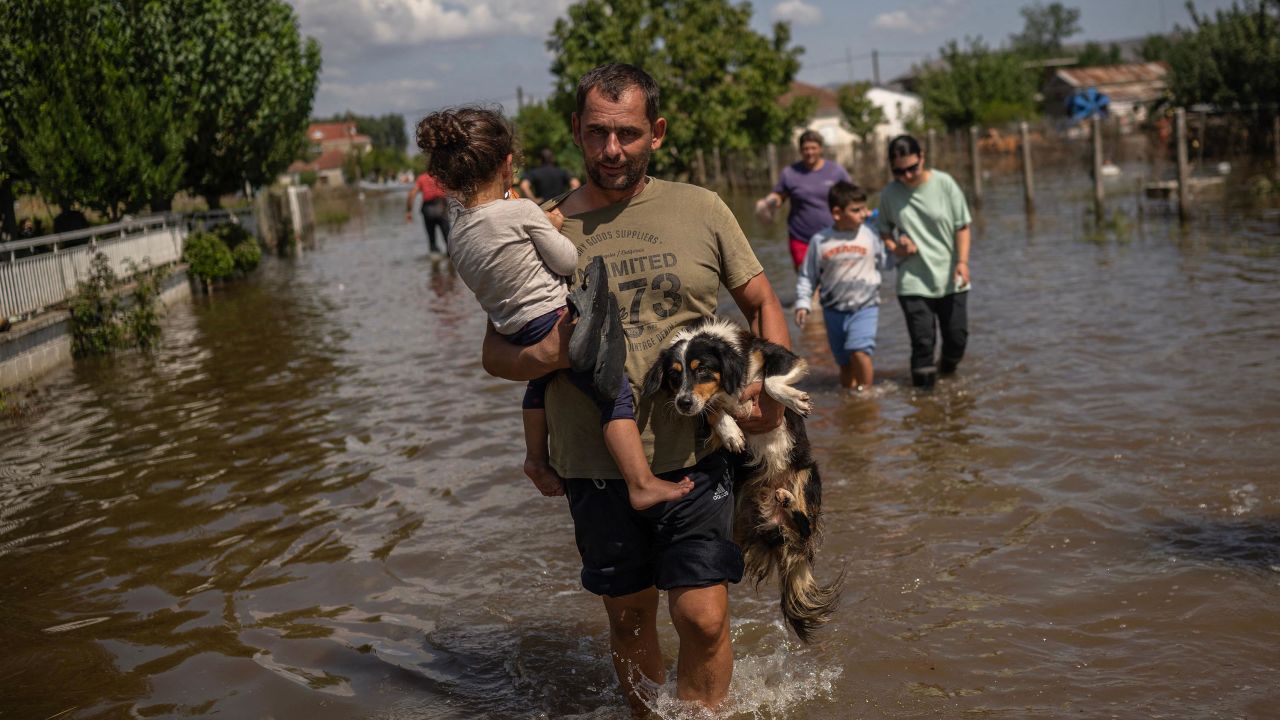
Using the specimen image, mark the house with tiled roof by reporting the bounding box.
[284,122,373,186]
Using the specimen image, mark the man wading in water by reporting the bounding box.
[481,63,789,714]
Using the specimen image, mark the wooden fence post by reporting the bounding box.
[1020,121,1034,212]
[1092,114,1105,212]
[1273,113,1279,176]
[766,144,779,187]
[968,126,983,206]
[1175,108,1190,222]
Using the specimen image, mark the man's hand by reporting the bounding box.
[405,211,414,224]
[794,308,809,328]
[482,309,573,380]
[955,260,970,286]
[736,381,784,434]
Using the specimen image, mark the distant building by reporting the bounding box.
[781,81,922,167]
[283,122,373,187]
[1042,62,1170,128]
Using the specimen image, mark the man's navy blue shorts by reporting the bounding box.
[564,451,744,597]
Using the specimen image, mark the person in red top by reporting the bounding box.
[405,172,450,254]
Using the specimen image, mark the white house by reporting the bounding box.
[781,82,923,168]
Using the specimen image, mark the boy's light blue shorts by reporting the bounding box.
[823,304,879,366]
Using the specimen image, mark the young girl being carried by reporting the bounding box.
[415,107,692,510]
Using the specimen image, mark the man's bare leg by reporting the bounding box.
[668,583,732,709]
[603,587,666,716]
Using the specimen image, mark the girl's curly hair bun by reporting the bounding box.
[413,106,517,202]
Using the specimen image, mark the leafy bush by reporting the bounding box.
[69,253,166,357]
[211,222,253,249]
[183,230,234,282]
[69,253,125,356]
[231,238,262,273]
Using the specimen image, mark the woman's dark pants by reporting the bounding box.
[898,293,968,388]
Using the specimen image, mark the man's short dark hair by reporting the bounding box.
[828,181,867,209]
[576,63,660,123]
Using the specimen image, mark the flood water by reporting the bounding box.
[3,164,1279,719]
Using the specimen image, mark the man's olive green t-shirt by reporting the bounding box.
[545,178,763,479]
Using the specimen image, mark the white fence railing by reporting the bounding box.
[0,214,186,320]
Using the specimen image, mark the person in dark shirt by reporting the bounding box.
[518,147,580,203]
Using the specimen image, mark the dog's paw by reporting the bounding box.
[720,425,746,453]
[774,488,796,508]
[794,392,813,417]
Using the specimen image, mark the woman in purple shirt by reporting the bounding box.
[755,130,851,270]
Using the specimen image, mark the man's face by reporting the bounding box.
[800,141,823,168]
[573,88,666,193]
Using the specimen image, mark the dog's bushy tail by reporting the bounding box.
[779,552,844,643]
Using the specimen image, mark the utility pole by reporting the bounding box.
[516,86,524,112]
[845,46,854,84]
[872,49,881,86]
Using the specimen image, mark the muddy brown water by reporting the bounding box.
[3,166,1279,719]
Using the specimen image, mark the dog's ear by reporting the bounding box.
[641,349,669,398]
[717,340,746,396]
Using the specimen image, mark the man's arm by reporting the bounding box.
[481,313,572,381]
[729,272,789,433]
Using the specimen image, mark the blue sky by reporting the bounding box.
[288,0,1240,120]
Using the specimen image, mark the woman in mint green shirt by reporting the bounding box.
[876,135,972,388]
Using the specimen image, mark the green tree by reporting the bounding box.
[546,0,809,175]
[916,38,1040,130]
[513,99,582,176]
[1139,33,1176,62]
[1011,2,1083,58]
[1164,0,1279,111]
[1076,41,1123,66]
[178,0,321,207]
[4,0,187,220]
[836,81,886,143]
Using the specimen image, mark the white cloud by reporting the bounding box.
[871,10,914,31]
[871,1,965,34]
[772,0,822,25]
[290,0,572,59]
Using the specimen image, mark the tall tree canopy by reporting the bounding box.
[178,0,321,207]
[1011,2,1083,58]
[546,0,809,175]
[3,1,187,222]
[1164,0,1279,111]
[0,0,321,229]
[836,82,886,144]
[915,38,1040,130]
[513,100,583,177]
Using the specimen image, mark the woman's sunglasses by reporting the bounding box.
[892,161,922,177]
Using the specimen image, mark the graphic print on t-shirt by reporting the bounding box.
[577,230,686,350]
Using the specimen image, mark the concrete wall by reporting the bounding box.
[0,270,191,389]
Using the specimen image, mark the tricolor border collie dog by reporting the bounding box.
[642,317,841,642]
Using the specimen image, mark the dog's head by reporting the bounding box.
[642,321,746,415]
